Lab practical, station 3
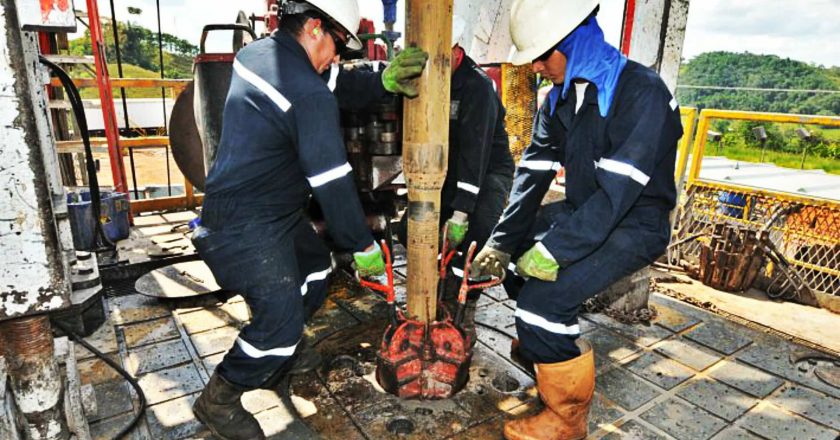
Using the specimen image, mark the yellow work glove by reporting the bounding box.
[469,246,511,280]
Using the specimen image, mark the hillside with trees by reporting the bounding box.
[68,19,196,87]
[677,51,840,115]
[677,52,840,174]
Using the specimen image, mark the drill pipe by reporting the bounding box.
[402,0,453,323]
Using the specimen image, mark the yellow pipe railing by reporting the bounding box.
[50,77,196,214]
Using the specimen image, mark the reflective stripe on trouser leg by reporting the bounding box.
[514,219,661,364]
[292,220,333,321]
[209,230,305,388]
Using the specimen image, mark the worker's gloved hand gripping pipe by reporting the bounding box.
[470,246,511,280]
[354,241,387,277]
[382,47,429,98]
[445,211,469,247]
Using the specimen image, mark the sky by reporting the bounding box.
[72,0,840,68]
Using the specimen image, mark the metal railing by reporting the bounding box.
[51,77,201,214]
[672,109,840,297]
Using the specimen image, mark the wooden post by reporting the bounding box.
[403,0,453,322]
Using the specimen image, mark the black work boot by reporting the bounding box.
[288,337,323,375]
[193,373,265,440]
[510,338,536,376]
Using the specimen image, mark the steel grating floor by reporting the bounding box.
[75,213,840,440]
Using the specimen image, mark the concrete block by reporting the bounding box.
[589,392,625,434]
[640,398,727,440]
[604,420,668,439]
[684,320,754,355]
[584,313,674,347]
[189,326,239,357]
[766,384,840,431]
[121,317,180,349]
[596,367,661,411]
[145,392,205,439]
[654,337,723,371]
[653,304,702,332]
[738,403,837,440]
[676,377,757,422]
[125,339,192,376]
[137,364,204,405]
[108,294,170,325]
[711,427,764,440]
[626,352,695,390]
[708,360,784,398]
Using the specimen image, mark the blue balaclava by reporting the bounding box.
[547,16,627,117]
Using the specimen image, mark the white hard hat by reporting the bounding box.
[452,15,466,47]
[287,0,363,50]
[508,0,599,65]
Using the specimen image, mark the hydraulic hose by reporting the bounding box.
[39,56,116,253]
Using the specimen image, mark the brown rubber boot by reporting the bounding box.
[193,373,266,440]
[504,340,595,440]
[510,339,535,376]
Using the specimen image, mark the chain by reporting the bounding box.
[582,297,658,325]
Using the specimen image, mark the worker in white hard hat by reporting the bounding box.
[192,1,427,438]
[471,1,683,439]
[396,15,514,323]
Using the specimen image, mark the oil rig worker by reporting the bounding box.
[471,1,682,439]
[397,15,515,290]
[190,0,426,438]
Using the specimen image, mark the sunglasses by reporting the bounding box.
[534,47,555,63]
[325,25,350,56]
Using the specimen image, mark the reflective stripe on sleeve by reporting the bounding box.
[233,59,291,112]
[306,162,353,188]
[457,181,480,194]
[594,158,650,186]
[519,160,561,171]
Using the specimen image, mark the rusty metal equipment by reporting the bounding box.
[694,221,765,292]
[358,239,502,399]
[689,204,818,306]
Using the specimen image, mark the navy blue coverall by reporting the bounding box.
[487,61,683,363]
[195,31,387,389]
[398,55,514,264]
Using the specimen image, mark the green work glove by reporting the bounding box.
[353,242,386,278]
[469,245,511,280]
[516,242,559,282]
[445,211,469,247]
[382,47,429,98]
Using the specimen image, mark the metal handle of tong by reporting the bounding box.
[355,239,398,326]
[437,224,458,305]
[454,241,505,326]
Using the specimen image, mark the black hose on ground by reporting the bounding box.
[52,319,147,440]
[39,56,116,254]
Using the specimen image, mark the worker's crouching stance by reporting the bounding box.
[471,1,682,439]
[190,1,426,439]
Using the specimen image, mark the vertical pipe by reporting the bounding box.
[108,0,140,200]
[2,316,68,440]
[620,0,636,56]
[155,0,172,196]
[86,0,128,195]
[402,0,453,323]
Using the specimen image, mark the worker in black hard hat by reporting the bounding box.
[191,1,427,438]
[471,1,683,439]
